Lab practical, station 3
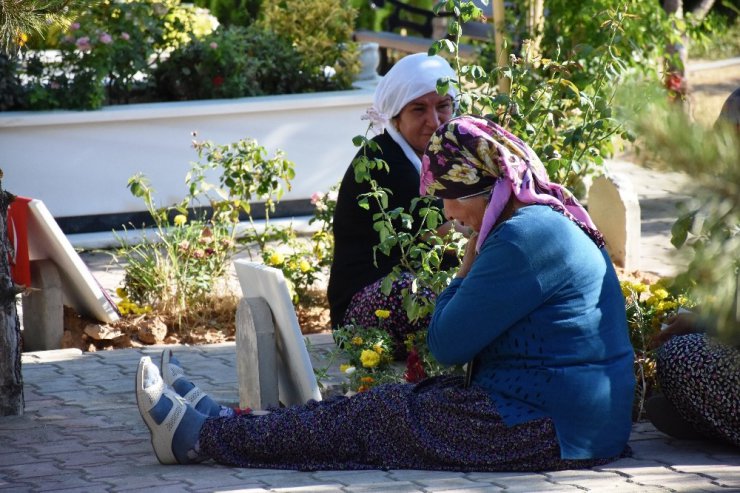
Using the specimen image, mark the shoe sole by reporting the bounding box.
[135,356,183,465]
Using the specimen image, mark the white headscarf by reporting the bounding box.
[362,53,457,172]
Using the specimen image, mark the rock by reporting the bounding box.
[137,318,168,344]
[84,324,123,341]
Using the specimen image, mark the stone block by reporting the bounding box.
[236,297,279,410]
[588,174,641,270]
[22,259,63,351]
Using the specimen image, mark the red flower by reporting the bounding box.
[404,348,427,383]
[212,75,225,87]
[665,73,683,93]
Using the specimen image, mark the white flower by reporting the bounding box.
[361,106,389,133]
[344,366,356,375]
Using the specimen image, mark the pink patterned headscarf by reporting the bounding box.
[420,115,604,251]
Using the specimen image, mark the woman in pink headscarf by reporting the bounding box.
[134,115,634,471]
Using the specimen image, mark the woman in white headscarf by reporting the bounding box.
[328,53,458,355]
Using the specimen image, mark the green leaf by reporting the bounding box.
[671,212,695,249]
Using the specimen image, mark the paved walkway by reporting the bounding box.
[3,158,739,491]
[4,342,740,492]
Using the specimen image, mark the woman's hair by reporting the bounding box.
[365,53,457,133]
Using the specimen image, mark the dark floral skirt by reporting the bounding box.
[341,272,434,359]
[199,376,622,471]
[657,333,740,447]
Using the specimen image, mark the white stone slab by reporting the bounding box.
[233,260,321,406]
[25,199,119,323]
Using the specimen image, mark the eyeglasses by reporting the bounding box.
[456,188,492,201]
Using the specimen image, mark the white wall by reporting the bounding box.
[0,84,375,219]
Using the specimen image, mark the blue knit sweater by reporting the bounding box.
[428,205,635,459]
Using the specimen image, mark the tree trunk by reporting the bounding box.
[690,0,716,21]
[492,0,510,93]
[0,172,23,416]
[663,0,689,106]
[526,0,545,58]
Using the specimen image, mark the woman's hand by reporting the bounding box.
[650,311,701,348]
[436,220,473,238]
[456,232,478,279]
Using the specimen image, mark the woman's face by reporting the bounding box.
[395,92,454,155]
[443,195,489,232]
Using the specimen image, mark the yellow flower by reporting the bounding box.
[651,288,669,301]
[360,349,381,368]
[373,343,384,355]
[339,364,353,374]
[657,301,677,313]
[351,336,364,346]
[267,251,284,266]
[374,309,390,319]
[621,284,632,298]
[116,287,128,299]
[173,214,187,227]
[299,260,311,273]
[633,283,648,293]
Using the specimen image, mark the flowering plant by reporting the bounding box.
[120,179,237,314]
[333,323,399,392]
[117,134,293,330]
[20,0,215,110]
[262,237,322,306]
[329,309,465,393]
[308,184,339,268]
[621,277,695,418]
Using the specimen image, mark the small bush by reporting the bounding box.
[260,0,360,91]
[0,54,26,110]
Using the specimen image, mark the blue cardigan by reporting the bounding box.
[428,205,635,459]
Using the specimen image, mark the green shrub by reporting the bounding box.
[0,54,26,110]
[15,0,217,109]
[153,34,252,101]
[195,0,262,27]
[118,135,295,319]
[690,12,740,60]
[260,0,360,91]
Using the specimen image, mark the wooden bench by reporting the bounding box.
[354,0,495,73]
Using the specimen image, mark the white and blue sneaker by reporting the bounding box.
[135,356,207,464]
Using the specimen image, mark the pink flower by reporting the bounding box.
[209,42,218,49]
[419,160,435,194]
[75,37,92,52]
[69,22,80,31]
[310,191,324,205]
[99,33,112,44]
[120,32,130,41]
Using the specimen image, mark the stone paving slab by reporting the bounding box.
[1,343,738,492]
[4,146,737,490]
